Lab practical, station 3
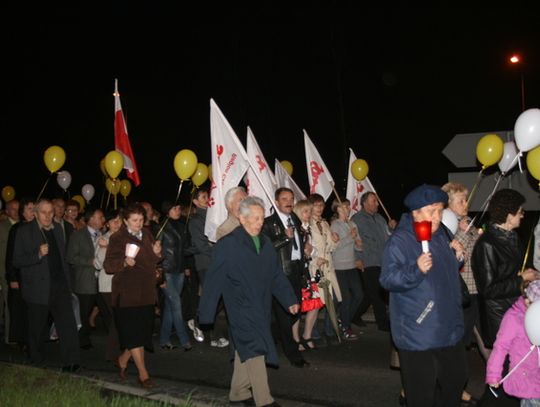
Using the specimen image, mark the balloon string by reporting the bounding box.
[519,217,538,275]
[114,193,117,210]
[467,173,504,233]
[36,174,53,201]
[155,216,169,241]
[184,186,197,229]
[105,190,111,211]
[499,345,536,385]
[466,169,484,208]
[174,180,184,205]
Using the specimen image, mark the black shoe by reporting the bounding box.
[61,364,81,373]
[229,397,255,406]
[290,358,310,368]
[80,344,93,350]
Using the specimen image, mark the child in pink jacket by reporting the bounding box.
[486,279,540,406]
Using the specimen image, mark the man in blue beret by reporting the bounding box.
[380,184,467,407]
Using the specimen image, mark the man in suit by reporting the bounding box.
[66,206,105,349]
[262,187,309,368]
[0,199,19,342]
[52,198,74,246]
[13,199,80,371]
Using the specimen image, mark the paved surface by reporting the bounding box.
[0,315,487,406]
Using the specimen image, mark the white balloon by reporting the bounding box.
[498,141,519,174]
[524,300,540,346]
[81,184,95,202]
[56,171,72,191]
[514,108,540,152]
[442,208,458,235]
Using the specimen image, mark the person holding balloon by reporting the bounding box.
[486,280,540,406]
[471,189,540,354]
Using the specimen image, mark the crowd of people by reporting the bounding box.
[0,182,539,407]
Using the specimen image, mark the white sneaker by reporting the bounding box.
[210,337,229,348]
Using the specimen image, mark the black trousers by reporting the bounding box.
[399,342,467,407]
[272,261,303,363]
[76,293,97,347]
[26,288,80,366]
[354,266,389,329]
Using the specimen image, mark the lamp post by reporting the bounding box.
[510,54,525,112]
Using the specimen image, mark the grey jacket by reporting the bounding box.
[66,227,98,294]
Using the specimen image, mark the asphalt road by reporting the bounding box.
[0,312,487,407]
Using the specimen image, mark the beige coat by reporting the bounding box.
[309,218,341,303]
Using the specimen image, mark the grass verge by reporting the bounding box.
[0,363,193,406]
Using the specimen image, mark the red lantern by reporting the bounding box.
[413,221,432,253]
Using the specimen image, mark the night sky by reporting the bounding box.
[2,6,539,216]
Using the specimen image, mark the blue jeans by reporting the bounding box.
[160,273,190,346]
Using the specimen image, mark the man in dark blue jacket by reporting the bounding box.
[380,184,466,407]
[199,196,298,407]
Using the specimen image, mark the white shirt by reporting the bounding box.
[276,210,301,261]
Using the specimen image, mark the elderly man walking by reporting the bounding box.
[199,196,299,407]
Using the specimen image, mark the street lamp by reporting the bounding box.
[509,54,525,111]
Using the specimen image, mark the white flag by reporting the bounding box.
[274,159,306,202]
[245,127,277,216]
[205,99,250,242]
[304,130,334,201]
[346,148,375,217]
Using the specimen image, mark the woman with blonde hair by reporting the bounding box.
[307,193,342,342]
[293,200,323,350]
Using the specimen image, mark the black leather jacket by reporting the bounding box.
[262,212,304,276]
[471,223,523,348]
[159,219,188,274]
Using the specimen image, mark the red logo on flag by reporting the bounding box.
[217,145,224,157]
[310,161,324,193]
[255,155,266,172]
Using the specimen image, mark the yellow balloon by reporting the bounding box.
[1,185,15,202]
[104,150,124,179]
[208,164,213,182]
[72,195,86,211]
[191,163,209,187]
[44,145,66,173]
[105,178,121,195]
[280,160,293,176]
[476,134,504,169]
[351,159,369,181]
[526,145,540,183]
[100,158,108,177]
[120,179,132,197]
[174,149,198,180]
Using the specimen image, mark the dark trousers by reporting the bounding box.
[354,266,389,329]
[100,292,120,361]
[8,286,27,344]
[335,268,363,330]
[76,293,96,347]
[272,261,303,363]
[399,343,467,407]
[26,289,80,366]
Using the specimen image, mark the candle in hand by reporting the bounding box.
[413,221,432,253]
